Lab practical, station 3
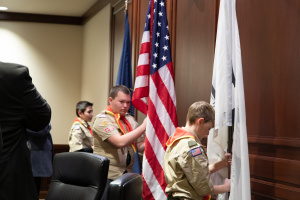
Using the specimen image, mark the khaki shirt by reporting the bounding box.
[68,117,93,152]
[92,110,144,180]
[163,127,213,199]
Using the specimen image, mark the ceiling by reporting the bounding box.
[0,0,99,17]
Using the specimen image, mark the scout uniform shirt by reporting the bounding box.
[92,110,144,180]
[68,117,93,152]
[163,127,214,199]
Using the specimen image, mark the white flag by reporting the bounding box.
[207,0,251,199]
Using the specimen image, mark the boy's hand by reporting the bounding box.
[224,178,231,191]
[224,153,232,166]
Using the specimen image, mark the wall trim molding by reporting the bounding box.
[248,136,300,148]
[0,0,110,25]
[0,11,82,25]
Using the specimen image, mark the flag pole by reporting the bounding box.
[227,127,233,154]
[227,106,235,198]
[227,106,235,154]
[125,0,128,14]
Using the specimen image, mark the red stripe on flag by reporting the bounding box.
[144,137,168,190]
[140,42,151,54]
[148,99,169,150]
[132,87,149,115]
[166,62,175,82]
[136,65,150,77]
[142,175,155,200]
[151,70,178,129]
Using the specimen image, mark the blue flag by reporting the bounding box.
[116,12,135,117]
[116,12,141,175]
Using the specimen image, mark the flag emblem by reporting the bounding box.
[190,147,202,157]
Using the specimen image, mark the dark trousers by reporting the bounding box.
[34,177,41,196]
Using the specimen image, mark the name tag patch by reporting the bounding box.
[190,147,202,157]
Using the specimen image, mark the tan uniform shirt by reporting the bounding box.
[68,117,93,152]
[163,127,214,199]
[92,110,144,180]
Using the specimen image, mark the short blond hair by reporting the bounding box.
[186,101,215,125]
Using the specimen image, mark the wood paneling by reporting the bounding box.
[110,0,128,88]
[236,1,300,199]
[237,0,300,140]
[175,0,217,126]
[249,155,300,186]
[251,178,300,200]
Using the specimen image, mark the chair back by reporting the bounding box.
[46,152,109,200]
[0,126,2,156]
[108,173,143,200]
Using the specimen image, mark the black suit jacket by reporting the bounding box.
[0,62,51,200]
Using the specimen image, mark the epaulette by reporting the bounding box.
[73,125,80,130]
[188,140,197,148]
[96,114,106,118]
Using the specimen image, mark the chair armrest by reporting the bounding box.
[108,173,143,200]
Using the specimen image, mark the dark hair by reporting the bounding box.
[76,101,93,117]
[186,101,215,126]
[109,85,130,99]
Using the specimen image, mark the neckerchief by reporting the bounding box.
[166,127,195,147]
[73,117,93,137]
[105,105,137,153]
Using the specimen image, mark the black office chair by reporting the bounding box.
[0,126,2,156]
[107,173,143,200]
[45,152,109,200]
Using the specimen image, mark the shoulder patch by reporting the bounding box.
[104,126,114,133]
[73,125,80,130]
[190,147,202,157]
[97,114,106,118]
[102,121,108,126]
[188,140,197,147]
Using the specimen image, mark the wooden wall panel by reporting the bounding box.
[251,178,300,200]
[237,0,300,140]
[249,155,300,185]
[236,0,300,199]
[175,0,217,126]
[110,2,127,86]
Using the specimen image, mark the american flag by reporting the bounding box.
[191,147,202,157]
[132,0,178,199]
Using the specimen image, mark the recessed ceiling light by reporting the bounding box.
[0,7,8,10]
